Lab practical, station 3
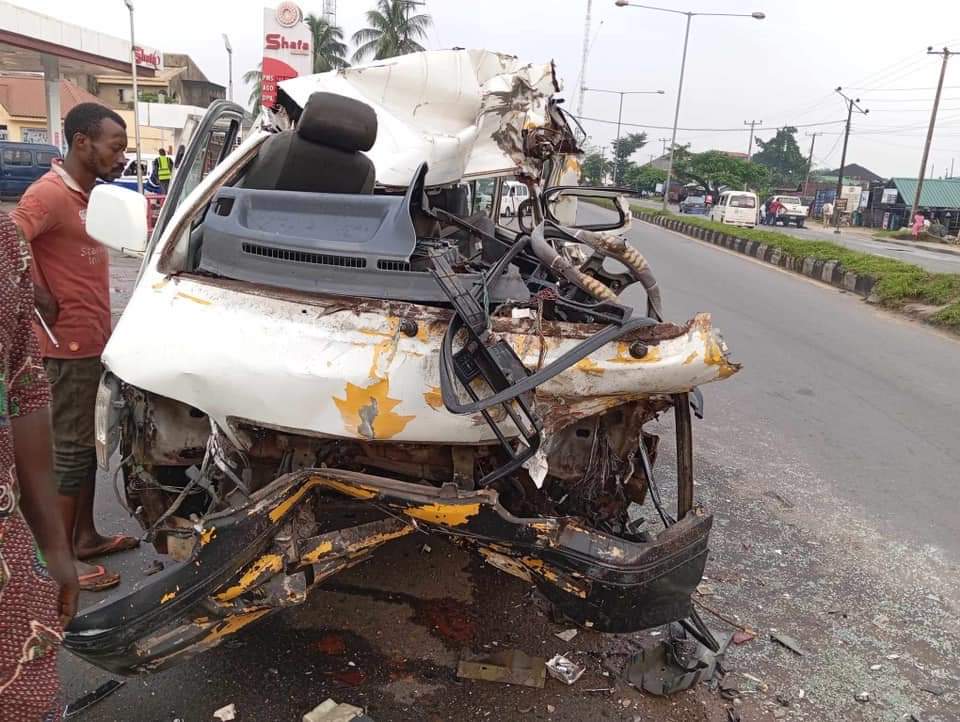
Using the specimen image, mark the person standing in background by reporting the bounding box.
[155,147,173,195]
[822,200,834,228]
[11,103,139,593]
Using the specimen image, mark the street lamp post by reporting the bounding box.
[615,1,765,210]
[583,87,664,184]
[223,34,233,103]
[124,0,143,194]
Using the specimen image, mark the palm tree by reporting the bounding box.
[351,0,432,63]
[243,64,262,116]
[305,14,349,73]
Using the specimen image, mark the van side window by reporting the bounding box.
[35,151,56,167]
[2,149,32,166]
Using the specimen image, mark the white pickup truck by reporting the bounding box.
[768,195,809,228]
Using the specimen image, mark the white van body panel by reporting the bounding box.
[709,191,758,228]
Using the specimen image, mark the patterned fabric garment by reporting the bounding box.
[0,213,61,722]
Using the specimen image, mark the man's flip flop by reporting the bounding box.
[77,534,140,561]
[78,565,121,592]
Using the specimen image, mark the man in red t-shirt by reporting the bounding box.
[12,103,138,591]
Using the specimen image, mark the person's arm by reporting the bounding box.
[10,197,58,325]
[7,219,77,623]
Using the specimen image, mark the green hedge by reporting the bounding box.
[631,206,960,332]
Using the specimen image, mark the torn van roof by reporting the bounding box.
[279,49,561,188]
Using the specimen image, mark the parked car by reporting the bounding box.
[766,195,808,228]
[0,141,60,198]
[66,50,739,675]
[710,190,759,228]
[499,179,530,217]
[679,195,709,215]
[114,153,162,194]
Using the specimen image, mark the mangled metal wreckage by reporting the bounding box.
[66,50,740,674]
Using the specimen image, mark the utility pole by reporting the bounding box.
[744,119,761,160]
[576,0,593,115]
[951,157,955,178]
[659,137,670,156]
[124,0,143,195]
[583,88,663,184]
[833,88,869,234]
[803,131,821,196]
[911,47,953,225]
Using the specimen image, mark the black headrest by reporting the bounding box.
[297,92,377,152]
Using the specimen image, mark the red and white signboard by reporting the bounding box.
[134,45,163,71]
[261,2,312,108]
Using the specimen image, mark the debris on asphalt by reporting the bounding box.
[855,692,871,703]
[142,559,164,576]
[420,544,432,554]
[886,653,901,660]
[769,631,805,656]
[775,694,791,707]
[732,629,756,645]
[457,649,547,688]
[696,582,716,596]
[870,664,883,671]
[624,622,730,696]
[554,628,578,642]
[63,680,125,718]
[302,698,372,722]
[545,654,585,685]
[213,703,237,721]
[919,685,945,697]
[546,704,555,714]
[740,672,768,693]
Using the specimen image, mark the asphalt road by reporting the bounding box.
[58,218,960,721]
[650,200,960,274]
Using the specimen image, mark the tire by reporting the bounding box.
[795,219,804,228]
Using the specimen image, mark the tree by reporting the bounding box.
[623,164,666,193]
[580,151,611,185]
[352,0,432,63]
[610,132,647,186]
[752,126,806,189]
[671,146,769,199]
[243,64,262,116]
[305,14,349,73]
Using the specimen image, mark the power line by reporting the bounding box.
[572,116,846,132]
[846,85,960,92]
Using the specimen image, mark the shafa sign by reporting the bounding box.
[261,2,312,108]
[134,45,163,70]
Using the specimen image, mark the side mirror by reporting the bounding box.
[86,184,148,256]
[541,186,630,231]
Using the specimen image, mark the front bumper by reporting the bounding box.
[64,468,711,675]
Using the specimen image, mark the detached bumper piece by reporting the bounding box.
[64,468,711,675]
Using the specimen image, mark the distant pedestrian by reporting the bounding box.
[759,201,767,224]
[766,198,781,226]
[11,103,139,594]
[822,201,834,227]
[912,212,925,240]
[155,147,173,195]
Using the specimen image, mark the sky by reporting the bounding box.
[16,0,960,179]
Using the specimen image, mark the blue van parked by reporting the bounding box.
[0,141,61,199]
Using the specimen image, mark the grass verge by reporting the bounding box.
[625,205,960,333]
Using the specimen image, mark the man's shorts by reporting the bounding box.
[44,357,101,496]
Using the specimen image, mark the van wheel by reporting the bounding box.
[795,219,804,228]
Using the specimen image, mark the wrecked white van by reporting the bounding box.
[65,50,739,674]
